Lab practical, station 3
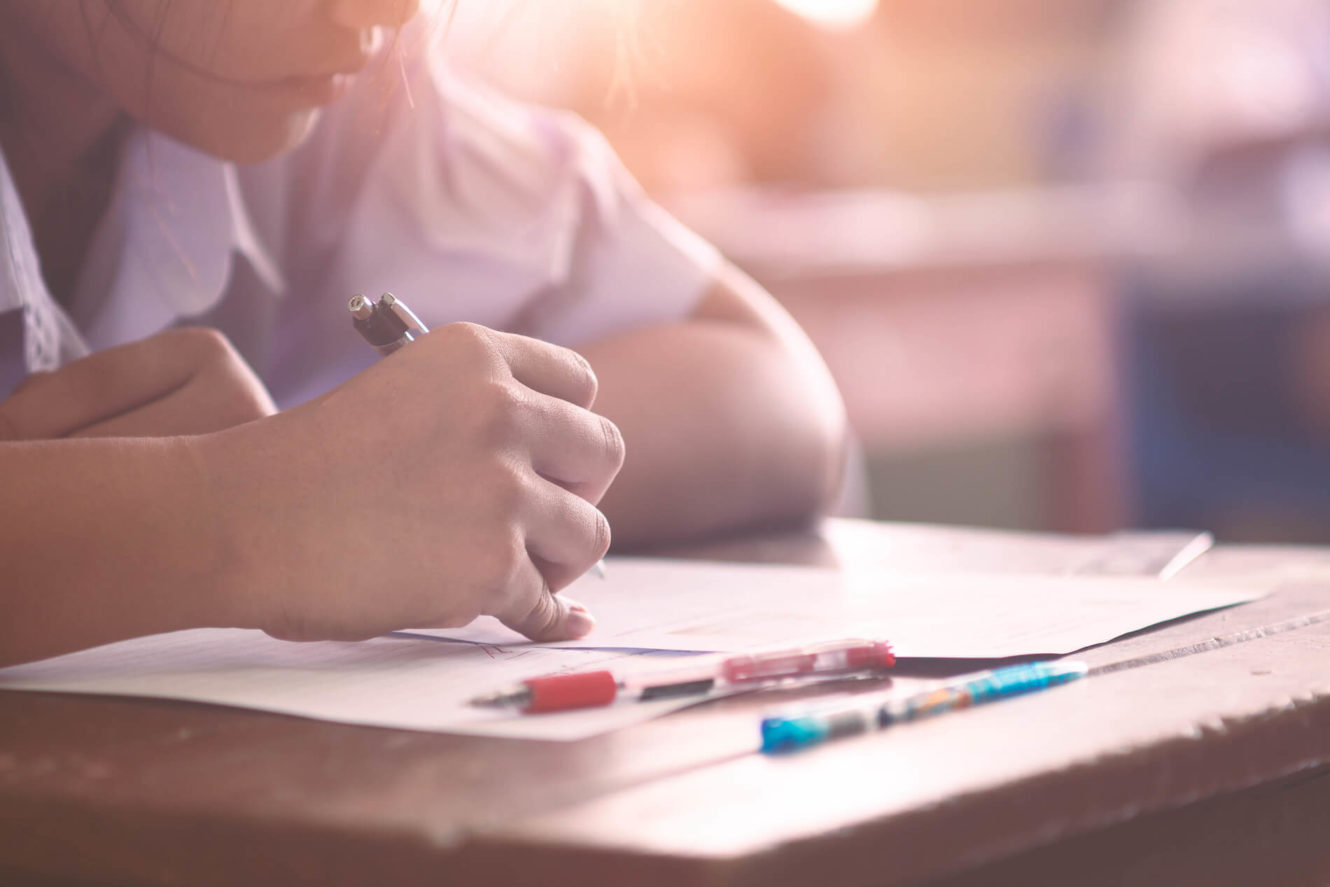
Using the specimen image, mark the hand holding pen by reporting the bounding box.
[191,305,621,643]
[208,293,625,644]
[350,293,609,581]
[327,297,617,646]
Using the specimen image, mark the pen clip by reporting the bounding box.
[379,292,429,336]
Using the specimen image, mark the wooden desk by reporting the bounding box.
[675,186,1144,532]
[3,520,1330,887]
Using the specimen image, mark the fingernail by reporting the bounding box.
[564,604,596,637]
[563,597,589,615]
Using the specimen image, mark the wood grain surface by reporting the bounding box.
[2,520,1329,887]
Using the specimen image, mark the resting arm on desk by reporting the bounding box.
[0,326,620,666]
[0,269,844,665]
[581,263,848,547]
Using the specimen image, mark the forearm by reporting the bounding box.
[0,438,238,666]
[582,273,847,547]
[0,319,631,664]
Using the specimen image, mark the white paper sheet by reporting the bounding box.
[0,560,1268,740]
[824,524,1213,579]
[0,629,724,741]
[423,559,1269,658]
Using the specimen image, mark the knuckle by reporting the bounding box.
[475,381,525,441]
[198,367,274,426]
[437,321,494,356]
[591,508,612,560]
[445,321,485,340]
[246,390,276,422]
[174,326,237,363]
[222,388,274,426]
[472,534,524,594]
[599,416,625,470]
[519,592,561,639]
[484,462,527,517]
[569,350,599,404]
[231,370,275,417]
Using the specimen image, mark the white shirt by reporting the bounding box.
[0,49,719,407]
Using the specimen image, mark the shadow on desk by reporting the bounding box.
[924,765,1330,887]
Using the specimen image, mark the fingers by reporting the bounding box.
[492,555,597,643]
[485,329,599,409]
[71,359,275,438]
[522,392,625,502]
[420,324,622,500]
[0,342,186,439]
[0,328,258,439]
[524,476,612,592]
[485,476,607,641]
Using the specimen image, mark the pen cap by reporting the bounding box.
[523,671,618,713]
[761,708,872,753]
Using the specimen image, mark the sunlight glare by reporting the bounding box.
[769,0,879,30]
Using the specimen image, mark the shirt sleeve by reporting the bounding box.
[260,47,722,351]
[494,104,724,346]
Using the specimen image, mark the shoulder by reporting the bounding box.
[250,38,678,268]
[275,38,621,205]
[238,30,719,346]
[241,41,635,260]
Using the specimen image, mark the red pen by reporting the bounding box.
[469,639,895,714]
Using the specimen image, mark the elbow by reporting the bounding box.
[805,389,851,523]
[770,376,849,530]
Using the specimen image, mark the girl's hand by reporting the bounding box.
[0,328,276,440]
[199,323,624,644]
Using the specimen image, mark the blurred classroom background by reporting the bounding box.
[442,0,1330,542]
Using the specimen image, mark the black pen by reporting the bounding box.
[348,292,607,579]
[348,292,428,356]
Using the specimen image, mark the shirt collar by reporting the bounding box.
[0,145,44,317]
[74,128,284,349]
[0,141,92,370]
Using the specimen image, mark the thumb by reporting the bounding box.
[500,588,597,643]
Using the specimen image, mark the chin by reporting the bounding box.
[167,109,324,166]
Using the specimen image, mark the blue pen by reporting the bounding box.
[760,660,1088,753]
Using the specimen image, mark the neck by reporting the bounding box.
[0,22,122,225]
[0,18,125,305]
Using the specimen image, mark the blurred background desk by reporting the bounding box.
[448,0,1330,544]
[670,184,1150,533]
[2,519,1330,887]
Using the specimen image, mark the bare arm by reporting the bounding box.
[0,437,240,666]
[0,326,621,667]
[581,263,847,547]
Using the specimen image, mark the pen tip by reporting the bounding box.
[348,294,373,319]
[469,687,532,709]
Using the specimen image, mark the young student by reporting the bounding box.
[0,1,846,667]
